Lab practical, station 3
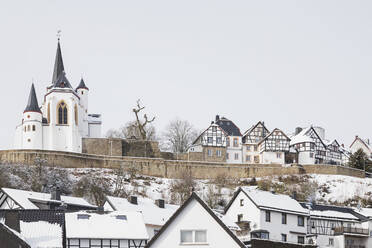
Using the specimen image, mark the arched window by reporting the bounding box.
[74,104,78,125]
[27,125,30,131]
[57,101,68,124]
[47,103,50,123]
[32,125,36,131]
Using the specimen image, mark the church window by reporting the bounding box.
[74,104,78,125]
[27,125,30,131]
[27,115,30,119]
[47,103,50,123]
[32,125,36,131]
[24,126,26,132]
[81,91,84,95]
[57,101,68,124]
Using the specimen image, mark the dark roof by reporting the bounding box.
[0,222,31,248]
[76,78,89,91]
[52,71,73,89]
[145,192,245,248]
[24,84,41,113]
[52,41,65,84]
[300,203,369,221]
[215,115,242,136]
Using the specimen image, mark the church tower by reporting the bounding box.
[76,78,89,137]
[22,84,43,149]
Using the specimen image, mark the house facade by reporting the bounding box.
[224,187,310,245]
[258,128,291,164]
[14,39,102,153]
[145,192,246,248]
[242,121,270,164]
[350,136,372,159]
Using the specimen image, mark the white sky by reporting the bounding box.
[0,0,371,149]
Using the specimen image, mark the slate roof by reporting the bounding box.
[215,115,242,136]
[76,78,89,91]
[52,71,73,89]
[300,203,369,221]
[24,84,41,113]
[52,41,65,84]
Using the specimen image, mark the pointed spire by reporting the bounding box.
[52,40,65,84]
[24,83,41,113]
[76,77,89,91]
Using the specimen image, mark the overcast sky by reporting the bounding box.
[0,0,371,149]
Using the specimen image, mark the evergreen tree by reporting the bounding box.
[348,148,371,171]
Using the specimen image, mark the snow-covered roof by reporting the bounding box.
[65,211,149,240]
[1,188,96,209]
[20,220,63,248]
[353,207,372,219]
[301,203,367,221]
[289,127,314,145]
[105,196,178,226]
[240,187,308,215]
[213,211,241,231]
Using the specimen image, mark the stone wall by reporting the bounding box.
[122,140,161,158]
[82,138,123,156]
[0,150,365,179]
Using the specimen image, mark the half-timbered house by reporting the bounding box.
[326,140,343,165]
[258,128,291,164]
[242,121,270,164]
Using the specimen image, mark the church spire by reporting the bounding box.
[52,39,65,84]
[24,83,41,113]
[76,77,89,91]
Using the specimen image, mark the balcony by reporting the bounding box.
[334,226,369,236]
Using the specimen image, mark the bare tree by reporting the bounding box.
[133,99,155,140]
[162,118,198,153]
[170,170,197,204]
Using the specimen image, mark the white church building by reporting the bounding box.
[14,39,102,153]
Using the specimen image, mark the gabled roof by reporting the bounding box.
[105,196,178,227]
[65,211,149,240]
[301,203,368,222]
[350,136,372,152]
[258,128,290,145]
[215,115,242,136]
[52,40,65,84]
[1,188,96,210]
[242,121,269,142]
[191,123,227,145]
[290,126,327,148]
[24,84,41,113]
[76,78,89,91]
[145,192,246,248]
[225,187,308,215]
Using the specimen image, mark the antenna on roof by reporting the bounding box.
[57,30,62,41]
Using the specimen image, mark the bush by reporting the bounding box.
[170,170,196,204]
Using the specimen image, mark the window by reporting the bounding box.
[254,156,259,163]
[207,149,212,157]
[233,138,239,147]
[74,104,78,125]
[216,137,222,144]
[265,210,271,222]
[276,153,281,159]
[254,145,258,151]
[246,145,251,151]
[311,220,315,228]
[329,238,334,246]
[216,150,222,157]
[27,125,30,131]
[212,126,217,132]
[32,125,36,131]
[246,155,251,162]
[24,126,26,132]
[234,153,239,160]
[226,153,229,159]
[57,101,68,124]
[282,213,287,224]
[298,216,304,226]
[115,215,127,220]
[240,199,244,206]
[261,232,269,239]
[298,236,305,244]
[180,230,207,244]
[281,234,287,242]
[207,137,213,143]
[226,137,230,147]
[77,214,90,219]
[310,152,314,158]
[310,143,315,149]
[238,214,243,222]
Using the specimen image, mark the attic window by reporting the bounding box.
[116,215,127,220]
[77,214,90,220]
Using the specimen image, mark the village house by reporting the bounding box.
[65,210,149,248]
[0,187,97,210]
[224,187,310,245]
[258,128,291,164]
[350,136,372,159]
[145,192,246,248]
[104,195,178,239]
[242,121,270,164]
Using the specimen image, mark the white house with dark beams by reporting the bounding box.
[242,121,270,164]
[145,192,246,248]
[350,136,372,159]
[104,195,178,239]
[65,211,149,248]
[14,39,102,153]
[224,187,310,245]
[258,128,291,164]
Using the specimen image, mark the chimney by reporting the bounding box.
[215,115,220,122]
[51,187,61,201]
[295,127,303,135]
[211,121,214,125]
[5,211,20,233]
[155,199,165,208]
[341,144,344,148]
[129,196,138,205]
[368,139,370,145]
[292,191,297,200]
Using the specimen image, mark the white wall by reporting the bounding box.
[150,199,243,248]
[350,139,371,156]
[298,151,315,164]
[261,151,285,164]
